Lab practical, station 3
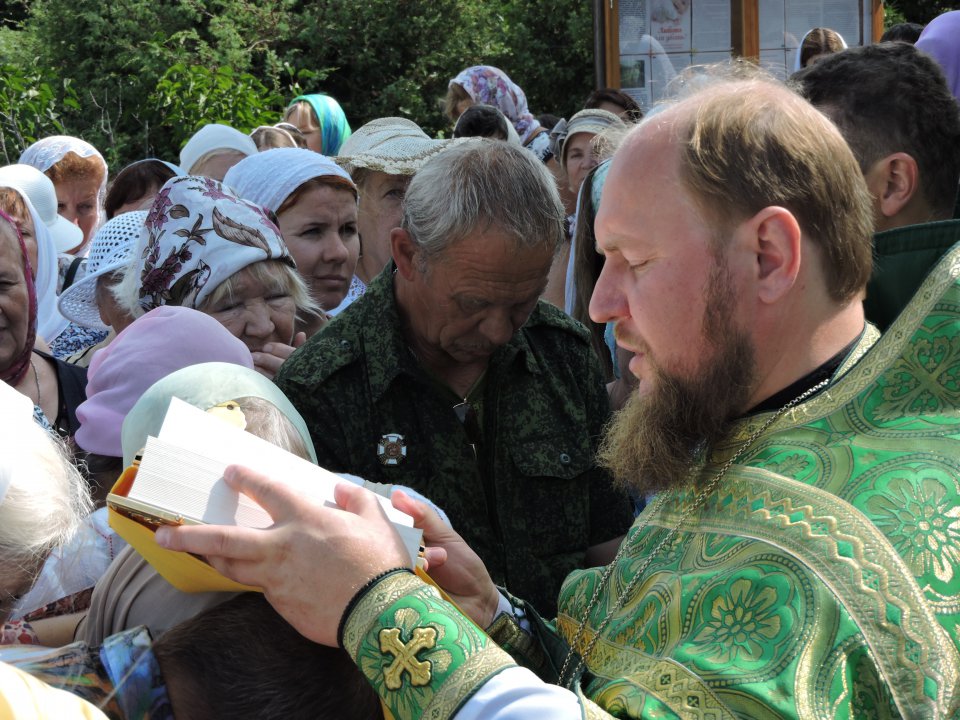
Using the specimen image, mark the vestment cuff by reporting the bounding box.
[343,570,516,719]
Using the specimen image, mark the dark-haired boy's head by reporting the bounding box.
[879,22,924,44]
[154,593,383,720]
[453,104,510,140]
[793,42,960,229]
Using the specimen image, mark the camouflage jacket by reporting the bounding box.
[275,267,633,614]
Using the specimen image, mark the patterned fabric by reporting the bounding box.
[275,265,633,615]
[0,621,39,646]
[344,571,515,719]
[865,219,960,331]
[353,241,960,719]
[451,66,542,145]
[49,323,109,359]
[1,626,173,719]
[288,94,352,155]
[542,242,960,718]
[132,175,294,313]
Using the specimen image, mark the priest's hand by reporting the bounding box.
[155,464,409,647]
[392,490,500,628]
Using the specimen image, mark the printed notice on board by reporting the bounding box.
[619,0,731,111]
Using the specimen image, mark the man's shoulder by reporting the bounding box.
[523,300,591,345]
[276,314,373,390]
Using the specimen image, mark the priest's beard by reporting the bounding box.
[598,260,757,497]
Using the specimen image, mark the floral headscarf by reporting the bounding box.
[287,94,352,155]
[450,66,542,144]
[0,209,37,386]
[134,176,294,313]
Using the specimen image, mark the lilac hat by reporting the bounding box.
[916,11,960,103]
[74,306,255,457]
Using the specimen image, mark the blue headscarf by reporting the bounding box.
[287,94,352,155]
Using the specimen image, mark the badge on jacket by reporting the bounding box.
[377,433,407,465]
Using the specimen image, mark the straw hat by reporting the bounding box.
[335,117,464,176]
[57,211,147,329]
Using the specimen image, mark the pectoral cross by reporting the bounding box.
[379,626,437,689]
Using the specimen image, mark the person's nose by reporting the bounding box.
[243,300,276,339]
[589,259,628,325]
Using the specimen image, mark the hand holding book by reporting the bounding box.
[156,464,414,648]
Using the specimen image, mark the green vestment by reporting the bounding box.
[345,243,960,719]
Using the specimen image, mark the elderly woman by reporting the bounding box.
[224,147,359,335]
[0,209,86,436]
[178,124,257,181]
[20,136,108,254]
[112,175,315,378]
[333,118,458,301]
[446,66,551,162]
[283,93,352,155]
[57,211,149,365]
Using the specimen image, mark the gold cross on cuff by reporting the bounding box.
[379,626,438,689]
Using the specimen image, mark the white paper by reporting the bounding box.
[158,397,414,527]
[129,398,422,565]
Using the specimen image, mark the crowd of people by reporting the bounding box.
[2,10,960,718]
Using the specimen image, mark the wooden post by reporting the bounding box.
[605,0,621,88]
[731,0,759,60]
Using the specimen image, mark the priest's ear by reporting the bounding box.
[863,152,920,222]
[745,206,802,305]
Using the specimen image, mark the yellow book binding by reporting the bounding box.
[106,465,260,594]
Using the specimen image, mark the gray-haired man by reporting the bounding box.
[275,140,632,614]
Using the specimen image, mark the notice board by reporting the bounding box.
[602,0,883,110]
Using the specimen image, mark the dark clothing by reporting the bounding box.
[275,268,632,614]
[865,219,960,331]
[33,349,87,437]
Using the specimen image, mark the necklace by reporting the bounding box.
[557,377,831,689]
[30,358,41,408]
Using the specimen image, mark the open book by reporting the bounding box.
[108,397,423,570]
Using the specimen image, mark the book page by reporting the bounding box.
[157,397,413,527]
[124,398,422,565]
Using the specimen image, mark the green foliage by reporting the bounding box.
[0,0,595,167]
[884,0,952,25]
[152,63,285,139]
[0,62,78,164]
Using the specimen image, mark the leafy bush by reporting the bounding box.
[0,62,78,164]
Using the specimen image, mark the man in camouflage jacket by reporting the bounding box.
[275,141,632,613]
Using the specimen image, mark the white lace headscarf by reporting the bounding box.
[20,136,109,246]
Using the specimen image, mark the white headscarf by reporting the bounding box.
[7,187,71,342]
[19,135,109,245]
[223,147,356,212]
